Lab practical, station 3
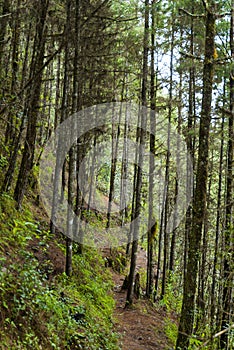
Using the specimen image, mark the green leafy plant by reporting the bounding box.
[159,272,182,313]
[164,317,178,347]
[0,155,8,168]
[0,195,120,349]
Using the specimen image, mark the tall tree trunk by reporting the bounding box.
[5,0,20,144]
[54,52,61,131]
[161,8,175,300]
[1,21,32,194]
[14,0,49,208]
[66,0,80,276]
[154,198,164,300]
[196,152,213,331]
[126,108,141,257]
[126,0,149,306]
[50,2,71,235]
[106,114,121,229]
[169,24,183,272]
[210,82,225,334]
[183,7,196,289]
[189,10,197,145]
[146,0,156,298]
[120,92,129,228]
[220,2,234,347]
[176,3,216,349]
[0,0,10,81]
[1,115,25,193]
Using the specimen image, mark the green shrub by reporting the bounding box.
[0,196,120,350]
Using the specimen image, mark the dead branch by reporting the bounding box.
[217,106,234,116]
[0,13,11,18]
[198,324,234,349]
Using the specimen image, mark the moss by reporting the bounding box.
[0,194,120,350]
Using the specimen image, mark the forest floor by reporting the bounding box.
[111,248,176,350]
[30,197,176,349]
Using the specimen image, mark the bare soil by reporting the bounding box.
[111,248,174,350]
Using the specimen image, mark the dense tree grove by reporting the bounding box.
[0,0,233,349]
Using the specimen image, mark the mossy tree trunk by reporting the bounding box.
[176,2,216,349]
[14,0,49,208]
[220,1,234,347]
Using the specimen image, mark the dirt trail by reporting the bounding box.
[112,248,174,350]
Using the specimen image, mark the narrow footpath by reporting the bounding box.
[111,248,175,350]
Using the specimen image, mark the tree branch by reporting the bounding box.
[216,12,232,19]
[0,13,11,18]
[179,51,202,60]
[198,324,234,349]
[215,56,233,64]
[217,106,234,116]
[93,15,139,22]
[81,0,110,28]
[179,5,230,19]
[0,40,65,116]
[180,51,232,65]
[179,8,205,18]
[0,0,112,116]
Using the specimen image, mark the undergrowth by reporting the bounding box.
[0,193,119,349]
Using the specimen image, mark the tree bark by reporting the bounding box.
[210,109,225,333]
[126,0,149,306]
[161,6,175,300]
[220,2,234,347]
[14,0,49,208]
[0,0,10,80]
[176,3,216,349]
[146,0,156,298]
[66,0,80,275]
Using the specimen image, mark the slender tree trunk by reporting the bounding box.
[106,113,121,229]
[120,94,129,228]
[210,96,225,333]
[169,27,183,272]
[0,0,10,81]
[5,0,20,144]
[161,10,175,300]
[146,0,156,298]
[14,0,49,208]
[54,52,61,131]
[196,152,213,332]
[176,4,216,349]
[170,21,184,275]
[2,19,32,194]
[50,4,71,234]
[154,199,164,300]
[125,106,141,257]
[220,2,234,347]
[1,115,25,193]
[183,7,195,290]
[126,0,149,306]
[66,0,80,276]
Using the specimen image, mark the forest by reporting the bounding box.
[0,0,233,349]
